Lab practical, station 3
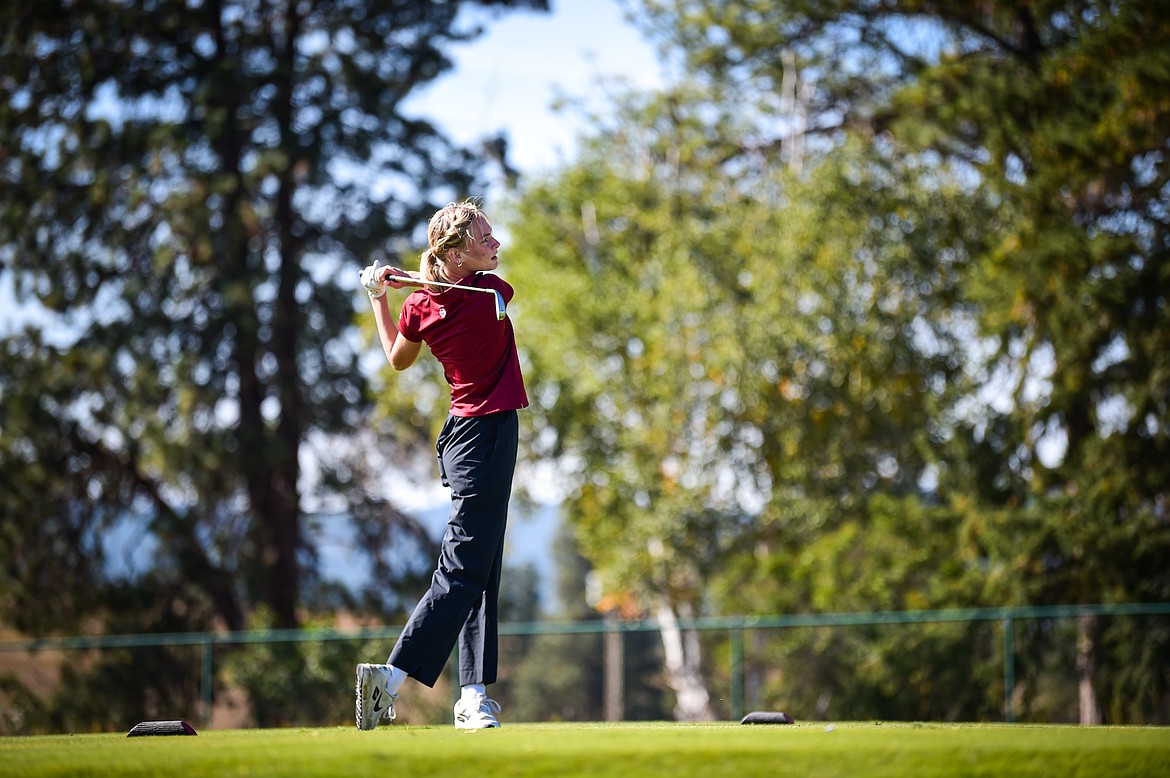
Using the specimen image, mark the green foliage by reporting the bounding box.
[723,495,1007,721]
[49,643,204,734]
[506,95,989,611]
[662,0,1168,724]
[747,620,1004,722]
[0,0,548,639]
[0,0,549,734]
[0,674,50,736]
[500,520,669,722]
[504,88,998,719]
[220,611,378,729]
[499,0,1170,722]
[629,0,1170,607]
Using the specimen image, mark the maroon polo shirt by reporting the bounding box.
[396,273,528,417]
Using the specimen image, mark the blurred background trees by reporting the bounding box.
[0,0,547,731]
[2,0,1167,731]
[505,0,1169,723]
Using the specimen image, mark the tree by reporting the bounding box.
[628,0,1170,723]
[503,87,751,720]
[902,2,1170,723]
[0,0,547,731]
[502,69,991,716]
[495,0,1170,723]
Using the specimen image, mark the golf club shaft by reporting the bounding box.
[386,275,490,294]
[386,274,506,320]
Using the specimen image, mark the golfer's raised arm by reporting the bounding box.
[387,320,421,370]
[370,293,419,370]
[360,260,421,369]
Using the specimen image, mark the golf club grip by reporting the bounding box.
[385,275,426,288]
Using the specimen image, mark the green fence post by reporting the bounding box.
[729,624,744,721]
[1003,617,1015,723]
[201,636,214,726]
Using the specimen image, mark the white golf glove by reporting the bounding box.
[360,259,386,298]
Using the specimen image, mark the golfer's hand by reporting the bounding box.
[360,260,387,298]
[382,266,415,289]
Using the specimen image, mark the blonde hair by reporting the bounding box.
[419,200,487,284]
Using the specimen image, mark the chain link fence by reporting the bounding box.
[3,603,1168,733]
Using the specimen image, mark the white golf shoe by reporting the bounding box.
[453,693,502,729]
[355,663,397,731]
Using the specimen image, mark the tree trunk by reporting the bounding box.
[655,599,715,721]
[1076,613,1102,725]
[260,0,306,631]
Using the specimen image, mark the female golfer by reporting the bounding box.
[355,201,527,730]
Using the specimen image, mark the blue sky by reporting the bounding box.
[404,0,665,174]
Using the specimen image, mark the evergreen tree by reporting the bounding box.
[499,0,1170,722]
[0,0,547,732]
[632,0,1170,723]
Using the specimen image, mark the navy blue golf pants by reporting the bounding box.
[388,410,518,688]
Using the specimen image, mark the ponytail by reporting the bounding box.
[419,246,444,283]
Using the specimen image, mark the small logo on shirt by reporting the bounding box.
[439,306,447,318]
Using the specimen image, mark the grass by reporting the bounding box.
[2,722,1169,777]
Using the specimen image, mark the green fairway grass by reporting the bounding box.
[2,722,1168,777]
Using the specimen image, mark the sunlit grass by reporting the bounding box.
[2,721,1168,777]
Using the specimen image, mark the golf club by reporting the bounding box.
[386,275,506,321]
